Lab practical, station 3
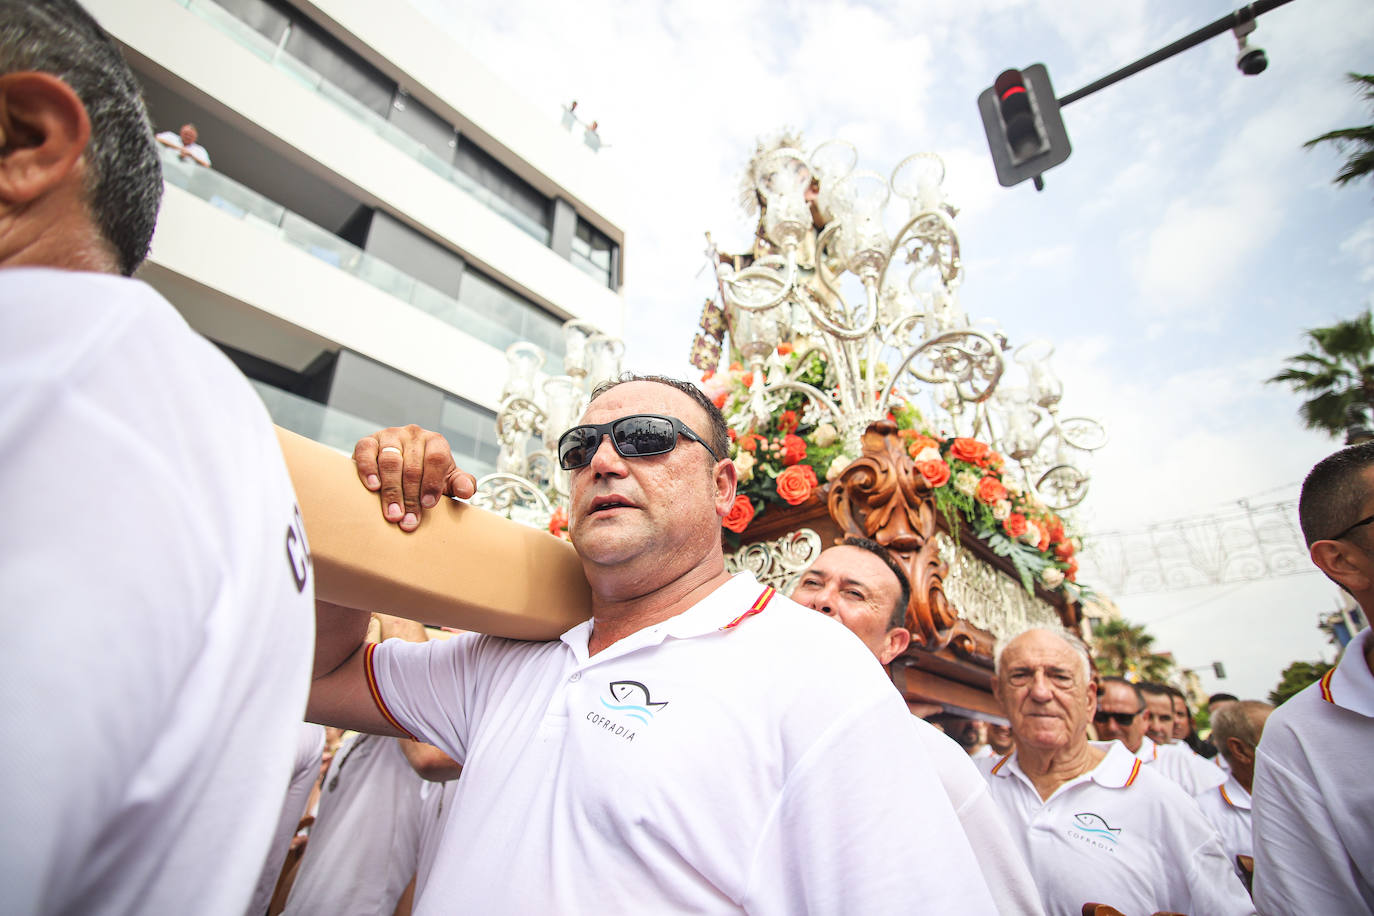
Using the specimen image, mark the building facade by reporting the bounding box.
[88,0,627,475]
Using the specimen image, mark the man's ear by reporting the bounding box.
[878,625,911,666]
[0,71,91,205]
[1226,736,1254,767]
[712,456,738,517]
[1310,539,1372,594]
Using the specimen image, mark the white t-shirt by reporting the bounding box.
[369,573,997,914]
[156,129,212,166]
[913,719,1045,915]
[979,741,1255,916]
[247,722,325,916]
[282,735,427,915]
[1193,773,1252,880]
[1252,627,1374,913]
[413,777,456,905]
[1130,734,1227,796]
[0,268,315,914]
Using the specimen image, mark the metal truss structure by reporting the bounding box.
[1079,498,1313,596]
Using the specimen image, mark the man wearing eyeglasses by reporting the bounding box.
[980,627,1254,915]
[307,376,996,913]
[1251,442,1374,914]
[1095,677,1225,796]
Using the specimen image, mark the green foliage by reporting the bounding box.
[1092,618,1175,682]
[1304,72,1374,188]
[1269,659,1334,706]
[1268,309,1374,438]
[976,523,1054,595]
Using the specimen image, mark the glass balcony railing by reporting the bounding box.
[252,380,498,476]
[159,146,560,359]
[170,0,552,246]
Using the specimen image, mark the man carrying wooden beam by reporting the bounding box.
[309,375,998,913]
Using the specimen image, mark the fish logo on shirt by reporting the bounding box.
[1071,812,1122,844]
[600,680,668,723]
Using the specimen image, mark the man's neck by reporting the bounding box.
[1017,740,1107,802]
[586,561,732,656]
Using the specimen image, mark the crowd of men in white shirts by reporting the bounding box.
[3,0,1372,912]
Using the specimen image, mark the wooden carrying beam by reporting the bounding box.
[276,428,591,640]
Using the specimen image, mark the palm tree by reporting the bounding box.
[1091,619,1174,683]
[1268,310,1374,439]
[1305,72,1374,188]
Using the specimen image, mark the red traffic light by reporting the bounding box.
[994,69,1040,160]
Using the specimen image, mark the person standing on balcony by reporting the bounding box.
[155,121,211,167]
[0,1,314,912]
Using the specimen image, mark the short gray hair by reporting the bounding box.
[992,624,1093,681]
[0,0,163,275]
[1209,699,1273,764]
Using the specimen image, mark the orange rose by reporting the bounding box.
[975,476,1007,505]
[1047,518,1066,543]
[949,437,991,465]
[1055,541,1075,560]
[987,451,1005,471]
[722,495,756,533]
[781,434,807,466]
[775,464,818,505]
[916,459,951,489]
[1004,513,1028,538]
[778,410,799,434]
[728,361,743,372]
[738,434,759,453]
[701,369,715,381]
[1066,559,1079,582]
[741,372,754,388]
[547,507,568,538]
[777,342,794,356]
[712,392,728,409]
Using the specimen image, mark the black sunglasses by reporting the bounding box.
[557,414,720,471]
[1328,513,1374,542]
[1093,710,1141,727]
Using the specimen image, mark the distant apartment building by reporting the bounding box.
[87,0,627,475]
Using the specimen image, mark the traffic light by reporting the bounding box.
[977,64,1071,190]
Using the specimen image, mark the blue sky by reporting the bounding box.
[414,0,1373,699]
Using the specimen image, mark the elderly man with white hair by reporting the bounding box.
[978,625,1254,916]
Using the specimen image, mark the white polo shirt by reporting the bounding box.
[369,573,996,914]
[0,269,315,914]
[282,735,426,915]
[1252,626,1374,913]
[1130,734,1227,796]
[979,741,1255,916]
[914,719,1045,915]
[1193,773,1252,879]
[247,722,325,916]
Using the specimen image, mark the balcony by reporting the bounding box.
[168,0,552,247]
[159,146,552,358]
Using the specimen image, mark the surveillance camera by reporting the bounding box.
[1232,6,1266,76]
[1236,41,1268,76]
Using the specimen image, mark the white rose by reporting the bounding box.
[992,499,1011,520]
[1003,475,1024,496]
[914,446,942,463]
[733,452,755,483]
[1041,567,1065,589]
[813,422,839,448]
[954,470,979,496]
[1021,521,1042,546]
[826,455,853,482]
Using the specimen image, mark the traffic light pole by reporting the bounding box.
[1057,0,1299,108]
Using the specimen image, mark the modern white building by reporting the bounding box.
[87,0,627,475]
